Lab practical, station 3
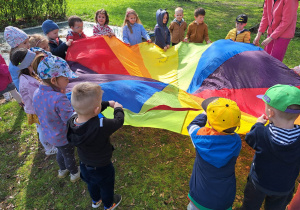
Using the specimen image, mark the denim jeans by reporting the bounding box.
[241,177,294,210]
[80,162,115,208]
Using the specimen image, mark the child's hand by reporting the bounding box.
[292,66,300,75]
[108,100,115,108]
[108,32,115,37]
[66,39,73,46]
[207,40,212,44]
[183,38,188,43]
[261,37,273,47]
[163,46,168,51]
[147,39,152,43]
[257,114,268,124]
[166,45,170,49]
[114,102,123,109]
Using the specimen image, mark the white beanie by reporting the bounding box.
[4,26,28,48]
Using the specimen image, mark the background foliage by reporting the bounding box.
[0,0,67,29]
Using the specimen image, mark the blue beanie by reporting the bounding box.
[42,19,59,35]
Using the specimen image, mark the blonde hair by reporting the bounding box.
[29,34,49,49]
[175,7,183,13]
[71,82,103,115]
[122,8,142,34]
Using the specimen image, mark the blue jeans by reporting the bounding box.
[80,162,115,208]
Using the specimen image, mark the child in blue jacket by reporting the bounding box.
[187,97,242,210]
[154,9,170,51]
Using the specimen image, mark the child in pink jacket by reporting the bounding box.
[0,54,22,104]
[253,0,299,62]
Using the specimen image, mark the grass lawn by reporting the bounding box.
[1,0,300,209]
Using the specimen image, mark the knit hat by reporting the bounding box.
[37,55,78,79]
[4,26,28,48]
[42,20,59,35]
[236,14,248,23]
[259,84,300,114]
[202,97,241,133]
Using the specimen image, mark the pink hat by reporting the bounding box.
[4,26,28,48]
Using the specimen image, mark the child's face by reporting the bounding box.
[47,29,59,40]
[163,13,168,24]
[54,76,69,91]
[195,15,205,24]
[97,13,106,26]
[236,22,246,31]
[71,21,83,34]
[17,38,30,49]
[174,11,183,22]
[38,40,50,51]
[127,14,137,25]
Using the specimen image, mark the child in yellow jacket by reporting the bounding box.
[225,14,250,43]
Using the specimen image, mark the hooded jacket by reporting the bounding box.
[246,122,300,194]
[258,0,299,39]
[154,9,170,49]
[67,102,124,167]
[187,114,241,209]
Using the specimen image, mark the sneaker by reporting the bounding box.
[92,199,102,208]
[45,147,58,156]
[105,194,122,210]
[58,169,69,178]
[70,167,80,182]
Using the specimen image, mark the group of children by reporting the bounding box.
[1,4,300,210]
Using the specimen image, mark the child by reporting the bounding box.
[10,48,57,156]
[225,14,251,43]
[66,15,87,41]
[29,34,50,51]
[241,84,300,210]
[67,82,124,209]
[0,54,22,104]
[122,8,151,46]
[184,8,211,44]
[187,97,241,210]
[93,9,114,37]
[253,0,299,62]
[169,7,187,46]
[154,9,170,51]
[33,55,80,182]
[42,19,72,59]
[4,26,30,92]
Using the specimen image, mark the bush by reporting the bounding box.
[0,0,67,30]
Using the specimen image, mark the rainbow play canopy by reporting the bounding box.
[65,36,300,135]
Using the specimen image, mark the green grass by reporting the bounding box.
[0,101,256,209]
[1,0,300,209]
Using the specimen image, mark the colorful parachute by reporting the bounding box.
[66,36,300,135]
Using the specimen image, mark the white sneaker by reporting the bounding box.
[70,167,80,182]
[58,169,69,178]
[3,92,12,102]
[45,147,58,156]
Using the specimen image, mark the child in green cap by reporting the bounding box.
[241,84,300,210]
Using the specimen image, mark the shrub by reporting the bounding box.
[0,0,67,30]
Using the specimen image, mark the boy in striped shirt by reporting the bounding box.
[241,84,300,210]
